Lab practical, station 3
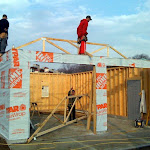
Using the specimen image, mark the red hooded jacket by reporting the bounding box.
[77,19,88,38]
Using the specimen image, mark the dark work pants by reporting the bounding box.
[68,105,76,121]
[0,37,7,54]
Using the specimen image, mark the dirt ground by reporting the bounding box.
[0,137,10,150]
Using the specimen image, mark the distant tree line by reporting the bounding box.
[58,64,93,73]
[130,54,150,60]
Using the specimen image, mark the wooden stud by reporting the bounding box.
[87,73,93,130]
[116,69,120,115]
[107,70,110,114]
[93,66,97,134]
[114,69,118,115]
[110,70,115,115]
[120,68,124,116]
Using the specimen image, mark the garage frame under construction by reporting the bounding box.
[0,37,150,144]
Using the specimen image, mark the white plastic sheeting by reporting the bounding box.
[140,90,147,113]
[0,49,150,142]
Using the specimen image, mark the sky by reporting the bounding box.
[0,0,150,58]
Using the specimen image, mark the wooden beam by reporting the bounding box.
[107,46,109,57]
[87,90,92,130]
[36,115,87,138]
[16,38,42,49]
[109,46,127,59]
[45,37,107,46]
[93,66,97,134]
[46,39,70,54]
[42,38,45,52]
[90,46,107,54]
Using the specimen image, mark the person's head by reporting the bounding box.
[72,90,75,95]
[86,16,92,22]
[3,14,7,19]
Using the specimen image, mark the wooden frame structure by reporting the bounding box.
[15,37,127,58]
[28,94,92,143]
[107,67,150,118]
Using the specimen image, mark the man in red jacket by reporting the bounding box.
[77,16,92,55]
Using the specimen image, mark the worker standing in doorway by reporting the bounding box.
[0,14,9,56]
[77,16,92,55]
[68,88,76,121]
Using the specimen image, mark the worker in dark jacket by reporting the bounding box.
[77,16,92,55]
[68,88,76,121]
[0,14,9,56]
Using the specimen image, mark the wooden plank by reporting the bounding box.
[116,69,120,115]
[87,72,93,130]
[110,46,127,59]
[120,68,124,116]
[124,68,127,116]
[110,70,115,115]
[107,70,110,114]
[90,46,107,54]
[46,39,70,54]
[114,69,118,115]
[123,68,126,116]
[93,66,97,134]
[16,38,41,49]
[85,73,88,111]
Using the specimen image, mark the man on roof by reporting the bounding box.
[0,14,9,56]
[77,16,92,55]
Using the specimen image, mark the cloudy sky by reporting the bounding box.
[0,0,150,58]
